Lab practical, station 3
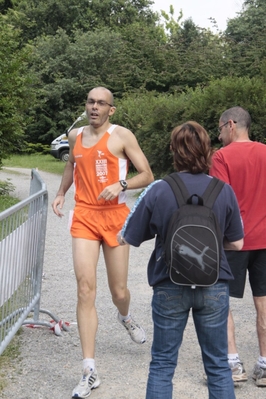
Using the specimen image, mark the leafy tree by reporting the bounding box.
[7,0,93,40]
[26,28,124,143]
[225,0,266,78]
[168,19,230,90]
[83,0,156,30]
[160,4,183,37]
[118,21,173,92]
[0,0,12,13]
[4,0,169,143]
[26,18,174,143]
[24,11,231,145]
[7,0,157,41]
[0,15,35,165]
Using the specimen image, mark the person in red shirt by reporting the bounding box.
[210,106,266,387]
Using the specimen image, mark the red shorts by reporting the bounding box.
[70,203,130,247]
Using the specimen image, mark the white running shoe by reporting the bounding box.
[117,313,146,344]
[72,368,100,398]
[203,361,248,383]
[252,363,266,386]
[231,361,248,382]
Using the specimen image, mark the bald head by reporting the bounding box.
[88,87,114,106]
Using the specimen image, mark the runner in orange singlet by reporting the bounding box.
[52,87,154,399]
[71,123,130,245]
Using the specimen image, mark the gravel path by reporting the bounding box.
[0,167,265,399]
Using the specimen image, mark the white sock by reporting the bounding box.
[258,356,266,368]
[228,353,240,366]
[83,358,95,372]
[118,312,131,323]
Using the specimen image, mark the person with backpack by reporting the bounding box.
[117,121,244,399]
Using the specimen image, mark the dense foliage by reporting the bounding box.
[0,13,35,166]
[112,76,266,177]
[1,0,266,175]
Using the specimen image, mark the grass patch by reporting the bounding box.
[3,154,66,175]
[0,332,21,391]
[0,195,20,213]
[0,180,20,213]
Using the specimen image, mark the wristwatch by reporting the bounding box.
[119,180,128,191]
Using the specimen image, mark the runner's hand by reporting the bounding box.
[52,195,65,217]
[117,230,127,245]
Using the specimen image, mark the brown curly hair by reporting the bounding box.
[170,121,214,174]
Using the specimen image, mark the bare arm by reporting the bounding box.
[98,128,154,200]
[223,238,244,251]
[122,129,154,189]
[51,129,77,217]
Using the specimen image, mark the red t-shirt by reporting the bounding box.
[210,141,266,250]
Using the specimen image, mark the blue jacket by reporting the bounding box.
[122,173,244,286]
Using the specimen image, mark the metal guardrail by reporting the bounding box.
[0,169,68,356]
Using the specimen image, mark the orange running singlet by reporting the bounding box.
[73,124,128,206]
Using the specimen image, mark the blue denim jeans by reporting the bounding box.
[146,280,235,399]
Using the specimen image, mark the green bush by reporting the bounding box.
[113,77,266,177]
[0,180,15,196]
[0,180,17,212]
[22,142,51,155]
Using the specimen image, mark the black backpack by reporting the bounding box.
[163,173,225,287]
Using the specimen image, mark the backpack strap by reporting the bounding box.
[163,173,190,207]
[164,174,225,209]
[202,177,225,208]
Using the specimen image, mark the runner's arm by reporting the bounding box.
[51,129,77,216]
[223,238,243,251]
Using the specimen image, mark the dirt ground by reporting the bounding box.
[0,167,265,399]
